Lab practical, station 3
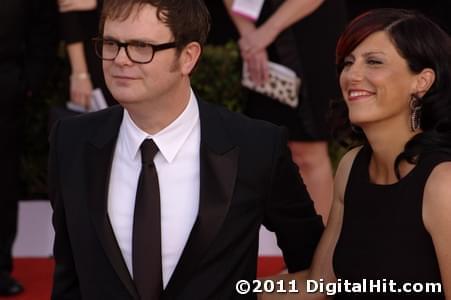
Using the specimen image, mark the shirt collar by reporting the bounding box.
[121,89,199,163]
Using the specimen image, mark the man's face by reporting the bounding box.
[102,4,181,106]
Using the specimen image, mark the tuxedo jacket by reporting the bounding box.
[49,100,324,300]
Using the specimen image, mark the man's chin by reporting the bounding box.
[115,98,141,106]
[110,90,141,105]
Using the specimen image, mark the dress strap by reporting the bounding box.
[413,150,451,184]
[343,145,370,201]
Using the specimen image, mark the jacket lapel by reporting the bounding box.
[163,100,239,298]
[85,106,139,299]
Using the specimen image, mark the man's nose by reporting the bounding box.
[114,46,133,65]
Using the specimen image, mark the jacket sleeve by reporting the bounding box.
[262,127,324,272]
[49,121,82,299]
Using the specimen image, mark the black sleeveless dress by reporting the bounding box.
[333,146,449,299]
[244,0,347,141]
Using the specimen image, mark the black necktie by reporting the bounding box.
[132,139,163,300]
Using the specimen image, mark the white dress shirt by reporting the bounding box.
[108,90,200,287]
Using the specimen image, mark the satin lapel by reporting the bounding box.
[85,107,139,299]
[163,100,239,298]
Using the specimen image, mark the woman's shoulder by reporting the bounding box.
[417,150,451,182]
[336,146,365,176]
[424,160,451,200]
[334,146,364,202]
[423,160,451,232]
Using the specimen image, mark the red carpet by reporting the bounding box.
[256,256,286,277]
[2,258,54,300]
[3,257,284,299]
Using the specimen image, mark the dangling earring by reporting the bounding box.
[409,95,422,131]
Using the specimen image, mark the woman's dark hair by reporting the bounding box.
[332,8,451,178]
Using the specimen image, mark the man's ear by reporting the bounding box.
[414,68,435,97]
[179,42,202,75]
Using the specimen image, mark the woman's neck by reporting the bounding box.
[362,119,420,184]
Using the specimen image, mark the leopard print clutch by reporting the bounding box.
[242,61,301,108]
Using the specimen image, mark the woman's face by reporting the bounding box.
[339,31,419,128]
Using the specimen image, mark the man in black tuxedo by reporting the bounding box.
[49,0,323,299]
[0,0,57,296]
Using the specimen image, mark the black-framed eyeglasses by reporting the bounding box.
[93,38,177,64]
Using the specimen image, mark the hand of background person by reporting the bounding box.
[58,0,97,12]
[239,25,278,60]
[243,49,269,86]
[70,74,93,109]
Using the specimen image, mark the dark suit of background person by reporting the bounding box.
[49,97,324,299]
[0,0,58,295]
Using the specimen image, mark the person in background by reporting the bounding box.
[0,0,58,296]
[58,0,116,108]
[224,0,347,222]
[204,1,239,45]
[261,8,451,300]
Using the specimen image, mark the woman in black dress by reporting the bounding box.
[262,8,451,300]
[224,0,347,221]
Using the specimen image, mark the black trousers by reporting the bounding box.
[0,62,25,273]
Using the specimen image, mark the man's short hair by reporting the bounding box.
[100,0,211,52]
